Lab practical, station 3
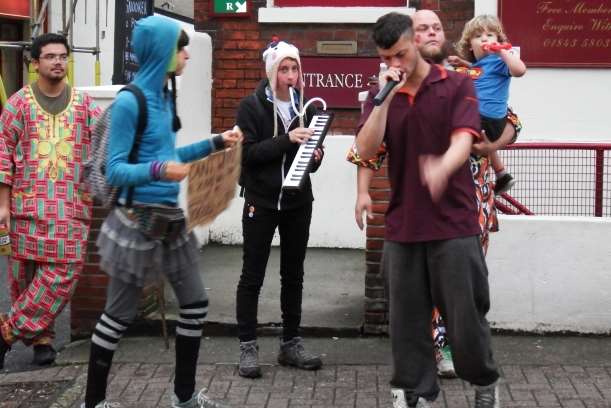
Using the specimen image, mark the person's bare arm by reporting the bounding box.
[420,131,473,202]
[0,184,11,228]
[499,48,526,77]
[355,166,374,230]
[447,55,472,68]
[355,68,405,159]
[472,121,516,156]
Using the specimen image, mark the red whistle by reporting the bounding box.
[482,43,512,52]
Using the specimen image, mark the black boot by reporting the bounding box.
[33,344,57,366]
[0,335,10,370]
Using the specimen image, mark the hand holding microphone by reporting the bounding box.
[373,68,405,106]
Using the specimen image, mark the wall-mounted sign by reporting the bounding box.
[112,0,154,84]
[301,57,380,109]
[0,0,30,19]
[499,0,611,67]
[210,0,251,18]
[275,0,405,5]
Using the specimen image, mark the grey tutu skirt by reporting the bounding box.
[97,207,201,286]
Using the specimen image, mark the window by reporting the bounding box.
[0,18,25,97]
[274,0,405,6]
[259,0,411,23]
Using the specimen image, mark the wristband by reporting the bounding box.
[150,161,162,180]
[212,134,225,151]
[160,161,168,180]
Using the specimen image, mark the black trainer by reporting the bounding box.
[494,173,516,194]
[0,335,10,369]
[33,344,57,366]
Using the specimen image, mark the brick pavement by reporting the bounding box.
[1,362,610,408]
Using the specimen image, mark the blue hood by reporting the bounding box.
[131,15,180,91]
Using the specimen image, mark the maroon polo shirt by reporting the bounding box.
[356,64,482,243]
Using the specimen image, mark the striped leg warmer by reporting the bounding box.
[174,300,208,403]
[85,312,128,408]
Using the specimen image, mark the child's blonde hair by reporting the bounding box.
[456,14,508,63]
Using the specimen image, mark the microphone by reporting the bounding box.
[373,79,399,106]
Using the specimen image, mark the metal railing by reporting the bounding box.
[495,143,611,217]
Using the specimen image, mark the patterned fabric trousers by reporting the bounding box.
[0,258,81,346]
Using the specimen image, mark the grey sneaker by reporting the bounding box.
[391,389,430,408]
[171,388,230,408]
[80,402,119,408]
[435,345,457,378]
[277,337,322,370]
[474,381,500,408]
[238,340,262,378]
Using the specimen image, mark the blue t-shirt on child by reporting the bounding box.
[472,54,510,119]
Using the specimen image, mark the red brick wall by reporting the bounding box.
[71,207,109,338]
[71,207,166,339]
[196,0,474,335]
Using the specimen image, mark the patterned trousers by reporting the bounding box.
[0,258,81,346]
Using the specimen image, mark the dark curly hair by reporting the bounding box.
[31,33,70,60]
[456,15,509,63]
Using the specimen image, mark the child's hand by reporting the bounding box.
[472,130,495,156]
[447,55,470,67]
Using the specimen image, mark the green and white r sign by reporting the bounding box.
[213,0,248,14]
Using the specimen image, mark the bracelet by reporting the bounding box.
[150,161,159,180]
[160,161,168,180]
[150,161,165,180]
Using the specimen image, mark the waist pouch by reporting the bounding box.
[130,206,186,242]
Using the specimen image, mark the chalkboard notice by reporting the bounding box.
[112,0,153,84]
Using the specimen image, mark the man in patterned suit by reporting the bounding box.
[0,33,101,369]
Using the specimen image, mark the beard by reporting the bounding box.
[419,45,446,64]
[41,67,66,83]
[419,40,453,64]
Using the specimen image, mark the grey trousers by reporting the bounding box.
[104,270,207,324]
[384,236,499,400]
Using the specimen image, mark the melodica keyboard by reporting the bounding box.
[282,112,334,191]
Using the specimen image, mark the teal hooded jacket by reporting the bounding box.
[106,15,220,205]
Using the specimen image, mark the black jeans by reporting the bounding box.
[384,236,499,400]
[236,201,312,342]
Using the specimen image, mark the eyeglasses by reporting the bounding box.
[39,54,69,62]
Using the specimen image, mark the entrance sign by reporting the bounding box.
[499,0,611,67]
[301,57,380,109]
[210,0,250,17]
